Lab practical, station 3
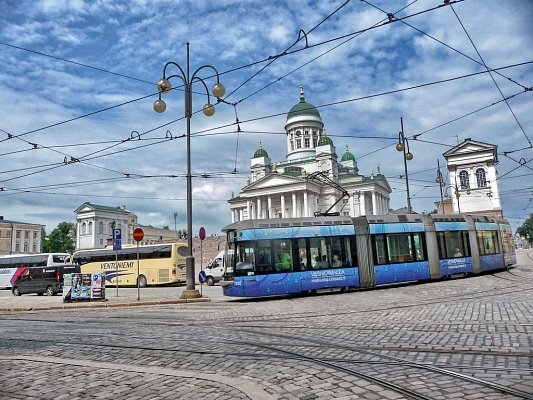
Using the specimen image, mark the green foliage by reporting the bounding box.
[517,214,533,243]
[43,222,76,253]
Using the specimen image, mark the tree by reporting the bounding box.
[43,222,76,253]
[517,214,533,243]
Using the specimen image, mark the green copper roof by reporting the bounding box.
[287,86,321,121]
[341,145,356,161]
[317,134,333,146]
[253,141,268,158]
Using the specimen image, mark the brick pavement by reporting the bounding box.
[0,249,531,399]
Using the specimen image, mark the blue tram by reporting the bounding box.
[220,214,516,297]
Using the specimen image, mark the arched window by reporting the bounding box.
[82,222,87,235]
[88,221,93,234]
[459,170,470,189]
[476,168,487,188]
[98,222,104,234]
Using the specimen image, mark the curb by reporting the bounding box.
[0,296,210,312]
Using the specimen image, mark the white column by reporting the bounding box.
[372,192,377,216]
[350,193,355,216]
[292,193,297,218]
[231,209,235,223]
[309,193,315,216]
[281,195,286,218]
[267,195,272,219]
[304,192,309,217]
[257,198,262,219]
[246,201,251,220]
[360,192,366,216]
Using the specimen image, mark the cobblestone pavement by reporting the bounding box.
[0,250,532,399]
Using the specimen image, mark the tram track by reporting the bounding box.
[3,326,532,399]
[235,329,533,400]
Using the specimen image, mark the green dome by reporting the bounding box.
[341,145,356,161]
[317,134,333,146]
[253,142,268,158]
[287,86,321,120]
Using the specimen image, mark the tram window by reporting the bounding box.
[413,233,426,261]
[235,241,255,276]
[387,234,413,263]
[374,235,387,265]
[309,237,331,269]
[273,239,293,272]
[477,231,500,255]
[297,238,310,270]
[342,236,357,267]
[256,240,272,274]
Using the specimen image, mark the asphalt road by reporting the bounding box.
[1,249,532,400]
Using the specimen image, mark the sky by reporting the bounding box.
[0,0,532,237]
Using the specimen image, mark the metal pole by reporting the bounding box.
[437,159,444,214]
[115,250,118,297]
[200,238,203,296]
[184,42,197,296]
[136,241,140,301]
[401,117,412,213]
[454,173,461,213]
[174,212,178,240]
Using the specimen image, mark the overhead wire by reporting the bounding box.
[449,3,532,148]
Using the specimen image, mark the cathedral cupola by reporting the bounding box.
[285,86,325,162]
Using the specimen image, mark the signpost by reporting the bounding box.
[199,227,206,295]
[112,226,121,297]
[133,227,144,300]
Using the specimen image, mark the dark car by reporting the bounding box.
[12,264,80,296]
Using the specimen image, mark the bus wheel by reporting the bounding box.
[13,287,21,296]
[138,275,147,288]
[46,286,55,296]
[206,276,215,286]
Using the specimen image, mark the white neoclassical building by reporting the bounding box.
[443,139,502,216]
[74,203,178,250]
[228,87,391,222]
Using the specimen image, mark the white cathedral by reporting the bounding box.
[228,87,392,222]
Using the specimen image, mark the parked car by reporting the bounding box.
[12,264,80,296]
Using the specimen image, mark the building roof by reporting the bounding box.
[75,202,132,214]
[317,132,333,146]
[0,217,43,227]
[253,141,269,158]
[341,145,356,161]
[287,86,321,120]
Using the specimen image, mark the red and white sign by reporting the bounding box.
[133,227,144,242]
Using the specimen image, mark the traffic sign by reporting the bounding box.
[199,226,206,241]
[198,270,207,284]
[112,228,122,240]
[133,227,144,242]
[112,228,122,250]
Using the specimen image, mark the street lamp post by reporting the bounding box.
[396,117,413,213]
[153,43,225,299]
[173,212,178,241]
[436,159,445,213]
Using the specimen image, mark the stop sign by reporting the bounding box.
[199,227,206,241]
[133,227,144,242]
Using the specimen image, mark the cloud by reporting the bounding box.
[0,0,531,237]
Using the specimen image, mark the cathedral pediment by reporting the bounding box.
[246,173,304,190]
[443,139,496,158]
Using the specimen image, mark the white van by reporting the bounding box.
[204,250,225,286]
